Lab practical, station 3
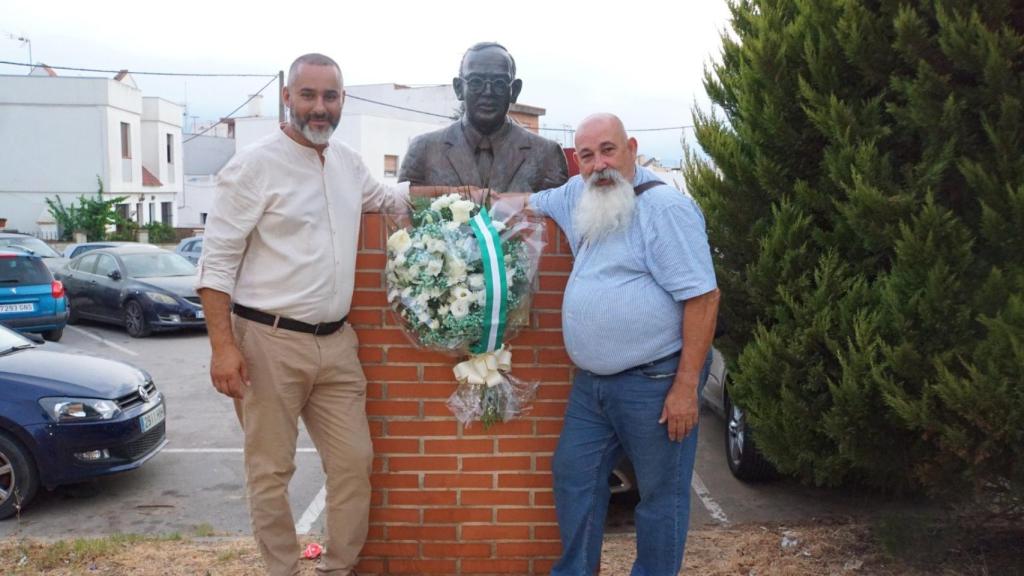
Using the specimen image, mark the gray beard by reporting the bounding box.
[574,169,636,242]
[299,122,334,146]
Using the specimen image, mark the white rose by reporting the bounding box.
[450,200,475,224]
[450,299,470,319]
[430,196,453,212]
[468,274,485,290]
[387,229,412,254]
[438,304,450,316]
[426,260,443,276]
[430,319,440,330]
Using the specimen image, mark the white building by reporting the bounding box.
[0,70,184,238]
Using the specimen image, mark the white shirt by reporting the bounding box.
[197,128,409,323]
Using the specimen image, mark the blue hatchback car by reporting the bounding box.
[0,249,68,342]
[0,324,167,519]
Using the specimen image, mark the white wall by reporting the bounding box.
[178,175,216,228]
[335,114,445,183]
[234,116,278,150]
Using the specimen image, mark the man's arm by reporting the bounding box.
[659,288,720,441]
[199,288,248,399]
[196,157,264,399]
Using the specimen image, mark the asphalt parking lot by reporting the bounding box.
[1,322,882,540]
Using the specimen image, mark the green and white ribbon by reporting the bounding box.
[468,207,508,354]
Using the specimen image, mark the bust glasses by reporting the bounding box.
[463,76,511,95]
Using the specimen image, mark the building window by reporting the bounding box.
[161,202,173,224]
[200,212,208,225]
[136,202,144,225]
[166,134,174,164]
[384,154,398,177]
[120,122,131,159]
[148,203,155,224]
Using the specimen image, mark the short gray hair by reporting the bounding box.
[459,42,516,79]
[287,53,342,87]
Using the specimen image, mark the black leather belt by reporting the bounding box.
[232,304,347,336]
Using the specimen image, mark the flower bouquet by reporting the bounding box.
[385,192,544,428]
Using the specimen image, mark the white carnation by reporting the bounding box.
[426,260,443,276]
[468,274,485,290]
[452,286,471,301]
[450,299,470,319]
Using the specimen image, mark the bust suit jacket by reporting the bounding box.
[399,121,569,193]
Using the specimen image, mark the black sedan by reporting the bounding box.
[56,245,205,337]
[0,325,166,519]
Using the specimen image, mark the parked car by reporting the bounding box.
[608,347,774,494]
[62,241,146,260]
[700,350,775,481]
[0,249,68,342]
[56,245,204,338]
[0,324,166,519]
[0,232,67,273]
[175,236,203,265]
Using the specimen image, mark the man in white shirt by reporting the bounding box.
[197,53,411,576]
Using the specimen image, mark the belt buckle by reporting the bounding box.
[313,322,324,336]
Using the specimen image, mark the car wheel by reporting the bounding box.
[66,303,79,325]
[0,433,39,520]
[124,299,151,338]
[724,390,776,481]
[42,328,63,342]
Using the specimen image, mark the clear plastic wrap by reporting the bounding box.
[385,193,545,428]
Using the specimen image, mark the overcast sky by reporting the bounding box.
[2,0,733,165]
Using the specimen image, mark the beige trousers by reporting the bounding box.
[233,315,372,576]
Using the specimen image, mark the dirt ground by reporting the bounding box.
[1,521,1021,575]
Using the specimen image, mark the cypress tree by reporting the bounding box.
[686,0,1024,508]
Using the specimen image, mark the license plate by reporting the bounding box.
[195,309,205,319]
[140,403,165,433]
[0,303,35,313]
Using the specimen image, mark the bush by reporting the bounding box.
[45,177,128,241]
[144,221,176,244]
[685,0,1024,511]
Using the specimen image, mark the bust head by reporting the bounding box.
[453,42,523,136]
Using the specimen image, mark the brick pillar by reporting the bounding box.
[353,214,572,575]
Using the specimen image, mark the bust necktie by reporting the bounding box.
[476,138,493,187]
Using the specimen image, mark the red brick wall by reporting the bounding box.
[353,214,573,575]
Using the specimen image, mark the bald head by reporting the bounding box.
[574,113,638,183]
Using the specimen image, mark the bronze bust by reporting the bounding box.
[399,42,569,193]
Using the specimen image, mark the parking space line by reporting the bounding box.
[163,448,318,453]
[67,326,139,357]
[295,485,327,535]
[692,472,729,524]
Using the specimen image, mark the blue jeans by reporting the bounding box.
[551,351,710,576]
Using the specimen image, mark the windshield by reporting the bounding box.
[0,255,53,284]
[0,324,33,354]
[0,237,61,258]
[122,252,197,278]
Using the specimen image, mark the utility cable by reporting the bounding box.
[0,59,274,78]
[183,75,279,143]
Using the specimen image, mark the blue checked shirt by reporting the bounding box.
[529,166,717,375]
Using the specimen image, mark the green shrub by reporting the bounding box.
[686,0,1024,510]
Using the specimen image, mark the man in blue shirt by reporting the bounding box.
[526,113,720,575]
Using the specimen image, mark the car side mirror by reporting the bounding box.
[108,270,122,281]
